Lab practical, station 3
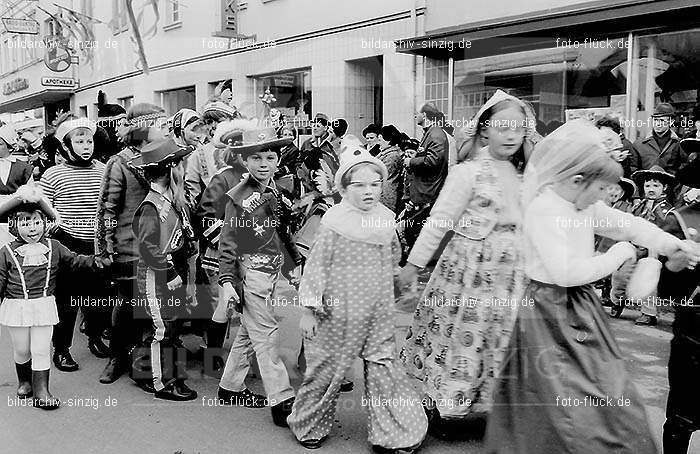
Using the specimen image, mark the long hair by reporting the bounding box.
[143,160,188,221]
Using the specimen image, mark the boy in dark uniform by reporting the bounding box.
[131,138,198,401]
[216,127,302,427]
[610,165,675,323]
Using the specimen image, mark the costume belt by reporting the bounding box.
[239,253,282,272]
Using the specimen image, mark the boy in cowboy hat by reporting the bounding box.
[130,137,198,401]
[216,127,302,426]
[610,166,675,323]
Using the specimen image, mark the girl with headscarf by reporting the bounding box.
[486,119,700,453]
[398,90,540,436]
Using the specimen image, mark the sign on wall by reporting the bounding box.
[41,77,76,88]
[1,18,40,35]
[2,78,29,95]
[43,36,73,72]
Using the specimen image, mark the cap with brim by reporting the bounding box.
[130,138,193,167]
[229,127,292,156]
[680,138,700,156]
[334,147,388,189]
[55,118,97,143]
[632,165,674,186]
[651,103,674,117]
[617,177,637,200]
[0,185,57,221]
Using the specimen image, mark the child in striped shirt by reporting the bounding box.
[39,118,110,373]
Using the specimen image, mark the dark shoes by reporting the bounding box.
[154,380,197,402]
[135,379,156,394]
[88,337,110,358]
[53,351,79,372]
[32,370,60,410]
[610,305,624,318]
[372,445,419,454]
[635,314,658,326]
[15,361,32,398]
[299,437,327,450]
[99,358,125,384]
[339,379,354,393]
[217,387,267,408]
[271,397,295,427]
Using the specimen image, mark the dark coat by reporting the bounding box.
[406,125,449,205]
[629,131,685,174]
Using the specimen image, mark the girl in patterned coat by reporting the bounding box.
[398,90,540,436]
[287,148,427,453]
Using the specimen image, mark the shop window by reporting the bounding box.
[158,87,196,117]
[452,38,629,136]
[252,69,312,125]
[629,29,700,140]
[425,58,449,116]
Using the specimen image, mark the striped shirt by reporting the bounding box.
[40,162,106,241]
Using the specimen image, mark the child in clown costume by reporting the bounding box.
[287,147,427,453]
[0,185,108,409]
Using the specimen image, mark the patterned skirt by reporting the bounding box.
[400,225,526,418]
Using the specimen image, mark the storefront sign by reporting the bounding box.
[43,36,72,72]
[41,77,76,88]
[2,78,29,95]
[1,17,40,35]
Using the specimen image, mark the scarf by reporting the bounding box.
[15,241,50,266]
[321,200,395,246]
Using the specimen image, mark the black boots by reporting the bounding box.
[32,370,60,410]
[53,350,79,372]
[88,337,110,358]
[271,397,295,427]
[99,357,125,384]
[154,380,198,401]
[217,387,267,408]
[15,361,32,398]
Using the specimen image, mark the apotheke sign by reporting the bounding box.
[41,77,76,88]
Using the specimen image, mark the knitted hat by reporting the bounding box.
[202,101,238,120]
[334,146,388,189]
[55,118,97,144]
[172,108,201,139]
[632,165,674,186]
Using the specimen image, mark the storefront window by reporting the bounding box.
[158,86,196,117]
[425,58,449,115]
[252,69,311,123]
[451,37,629,135]
[630,29,700,140]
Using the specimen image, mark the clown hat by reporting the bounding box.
[334,146,388,189]
[130,138,193,168]
[632,165,674,186]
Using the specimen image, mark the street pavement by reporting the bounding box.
[1,281,698,454]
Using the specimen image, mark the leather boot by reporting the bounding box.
[15,360,32,398]
[32,370,60,410]
[271,397,295,427]
[88,337,110,359]
[99,357,124,384]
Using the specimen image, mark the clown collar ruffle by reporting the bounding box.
[321,200,395,246]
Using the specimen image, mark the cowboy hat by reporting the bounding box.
[617,177,637,200]
[130,138,193,168]
[680,137,700,156]
[632,165,674,186]
[229,127,292,157]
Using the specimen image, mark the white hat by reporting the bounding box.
[334,146,388,189]
[55,118,97,144]
[0,123,19,147]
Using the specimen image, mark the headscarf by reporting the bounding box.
[521,118,614,208]
[455,89,541,163]
[172,108,201,146]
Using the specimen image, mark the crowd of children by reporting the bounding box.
[2,90,700,454]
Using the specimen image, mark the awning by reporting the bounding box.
[0,89,72,114]
[396,0,700,59]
